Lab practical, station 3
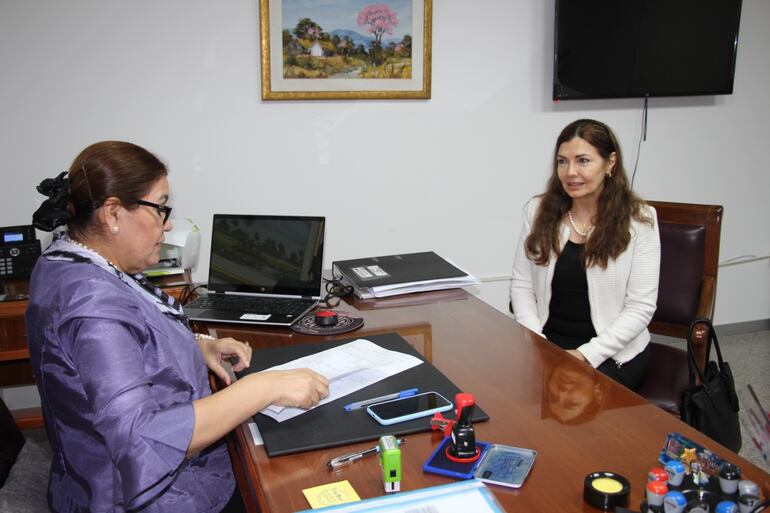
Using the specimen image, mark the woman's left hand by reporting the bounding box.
[566,349,588,363]
[197,336,252,386]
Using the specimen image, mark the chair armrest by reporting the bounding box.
[687,319,718,386]
[689,275,717,384]
[695,275,716,320]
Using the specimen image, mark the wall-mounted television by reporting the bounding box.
[553,0,743,101]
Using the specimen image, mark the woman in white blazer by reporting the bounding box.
[511,119,660,390]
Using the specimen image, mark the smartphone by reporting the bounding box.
[367,391,453,426]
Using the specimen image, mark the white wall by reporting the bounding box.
[2,0,769,329]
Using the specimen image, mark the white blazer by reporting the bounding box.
[510,197,660,368]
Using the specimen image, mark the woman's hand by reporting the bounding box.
[188,366,329,455]
[257,369,330,409]
[196,336,252,386]
[566,349,588,363]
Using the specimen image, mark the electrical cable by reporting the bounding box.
[320,270,353,307]
[718,253,770,267]
[180,282,208,305]
[631,97,648,189]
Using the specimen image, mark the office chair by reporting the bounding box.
[636,201,724,416]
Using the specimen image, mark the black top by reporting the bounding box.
[542,241,597,350]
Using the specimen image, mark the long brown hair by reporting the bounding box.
[67,141,168,240]
[525,119,652,269]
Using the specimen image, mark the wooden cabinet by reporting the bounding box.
[0,279,33,388]
[0,279,39,428]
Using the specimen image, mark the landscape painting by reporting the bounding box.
[260,0,432,100]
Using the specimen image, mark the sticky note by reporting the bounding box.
[302,480,361,509]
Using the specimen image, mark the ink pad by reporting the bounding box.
[584,471,630,511]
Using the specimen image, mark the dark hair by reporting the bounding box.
[34,141,168,237]
[524,119,652,269]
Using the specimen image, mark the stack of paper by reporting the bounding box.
[257,339,423,422]
[332,251,480,299]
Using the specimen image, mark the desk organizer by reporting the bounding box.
[638,433,766,512]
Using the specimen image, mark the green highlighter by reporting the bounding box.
[378,435,402,493]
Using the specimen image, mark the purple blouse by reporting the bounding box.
[25,239,234,513]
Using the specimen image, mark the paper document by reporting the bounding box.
[247,422,263,446]
[259,339,423,422]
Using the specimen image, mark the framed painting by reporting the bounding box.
[259,0,432,100]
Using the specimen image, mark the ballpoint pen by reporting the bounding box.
[326,438,406,469]
[343,388,419,412]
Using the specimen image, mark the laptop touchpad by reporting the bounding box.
[241,313,272,321]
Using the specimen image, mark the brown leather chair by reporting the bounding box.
[636,201,724,416]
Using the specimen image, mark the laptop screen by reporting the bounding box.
[207,214,325,297]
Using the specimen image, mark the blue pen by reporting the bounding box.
[344,388,419,412]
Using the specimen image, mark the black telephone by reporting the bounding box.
[0,225,41,280]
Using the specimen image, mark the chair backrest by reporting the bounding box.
[647,201,723,340]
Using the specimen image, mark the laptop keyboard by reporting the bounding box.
[187,295,315,316]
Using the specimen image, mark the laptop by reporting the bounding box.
[184,214,325,326]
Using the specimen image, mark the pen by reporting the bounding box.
[343,388,419,412]
[326,438,406,469]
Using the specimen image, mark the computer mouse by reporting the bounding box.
[314,309,339,327]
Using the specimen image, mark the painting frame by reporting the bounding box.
[259,0,432,100]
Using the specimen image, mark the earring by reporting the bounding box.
[111,226,119,234]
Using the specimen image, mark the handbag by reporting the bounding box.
[680,318,742,452]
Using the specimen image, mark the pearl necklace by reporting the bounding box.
[567,210,590,237]
[67,236,121,270]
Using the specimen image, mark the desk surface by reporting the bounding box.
[205,291,770,513]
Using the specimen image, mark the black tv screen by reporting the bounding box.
[553,0,742,100]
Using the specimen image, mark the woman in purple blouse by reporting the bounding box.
[26,141,329,513]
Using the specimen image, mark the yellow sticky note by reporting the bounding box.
[302,480,361,509]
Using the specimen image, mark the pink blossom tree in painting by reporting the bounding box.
[356,4,399,45]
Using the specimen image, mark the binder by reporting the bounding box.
[332,251,480,299]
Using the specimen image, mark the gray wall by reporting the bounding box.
[1,0,768,328]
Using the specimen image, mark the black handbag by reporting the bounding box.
[680,318,742,452]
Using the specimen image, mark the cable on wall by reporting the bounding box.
[719,253,770,268]
[630,97,648,189]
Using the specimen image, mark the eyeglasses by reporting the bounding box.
[134,199,173,224]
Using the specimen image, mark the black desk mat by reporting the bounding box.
[236,332,489,456]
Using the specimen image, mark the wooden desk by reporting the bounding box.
[205,291,770,513]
